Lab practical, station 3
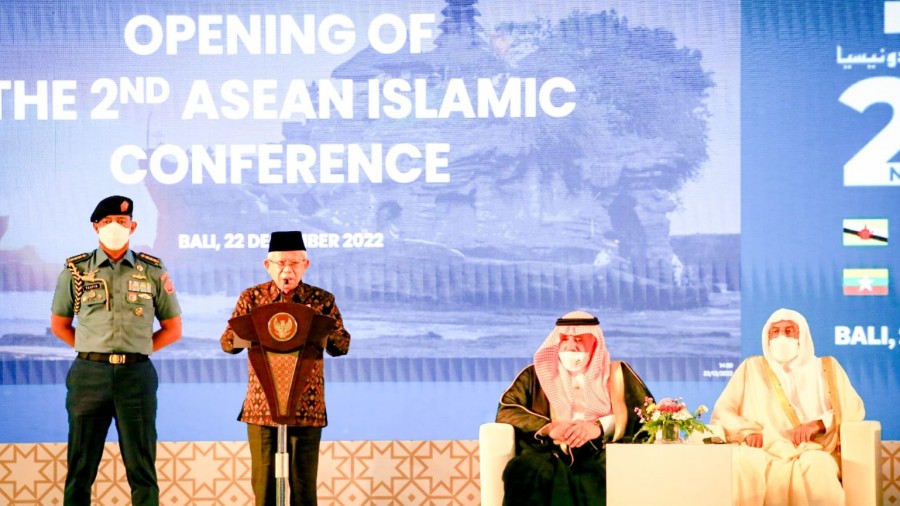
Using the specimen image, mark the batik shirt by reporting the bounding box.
[220,280,351,427]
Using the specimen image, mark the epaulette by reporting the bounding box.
[137,252,162,267]
[65,252,90,265]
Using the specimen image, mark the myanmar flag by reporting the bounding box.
[843,219,888,246]
[842,268,889,296]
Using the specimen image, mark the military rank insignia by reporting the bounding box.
[137,252,162,267]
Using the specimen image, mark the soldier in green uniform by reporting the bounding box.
[49,195,182,506]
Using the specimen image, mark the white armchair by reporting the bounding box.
[478,421,883,506]
[842,420,883,506]
[479,422,515,506]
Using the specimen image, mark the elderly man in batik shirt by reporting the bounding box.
[711,308,865,506]
[496,310,653,506]
[220,231,351,506]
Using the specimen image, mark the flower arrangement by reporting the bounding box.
[634,397,711,443]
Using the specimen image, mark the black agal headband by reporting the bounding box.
[555,316,599,326]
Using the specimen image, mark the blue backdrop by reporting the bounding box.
[0,0,895,442]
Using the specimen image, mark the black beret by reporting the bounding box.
[90,195,134,222]
[269,231,306,252]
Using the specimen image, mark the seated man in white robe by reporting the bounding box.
[710,308,865,506]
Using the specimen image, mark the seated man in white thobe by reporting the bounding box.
[711,308,865,505]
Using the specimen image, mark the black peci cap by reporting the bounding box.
[268,231,306,252]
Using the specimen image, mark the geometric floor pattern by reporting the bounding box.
[886,441,900,505]
[0,440,480,506]
[0,440,896,505]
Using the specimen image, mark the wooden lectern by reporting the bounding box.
[229,302,337,506]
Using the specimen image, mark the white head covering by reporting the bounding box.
[533,310,612,422]
[761,308,829,422]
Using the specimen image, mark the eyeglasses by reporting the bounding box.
[269,259,305,271]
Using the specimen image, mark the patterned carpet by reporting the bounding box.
[0,440,896,505]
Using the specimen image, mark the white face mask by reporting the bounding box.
[559,351,589,372]
[98,222,131,250]
[768,335,800,363]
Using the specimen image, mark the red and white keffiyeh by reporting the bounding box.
[533,310,612,422]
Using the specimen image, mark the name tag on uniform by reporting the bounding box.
[84,281,104,292]
[81,281,108,303]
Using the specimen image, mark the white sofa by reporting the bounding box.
[478,420,883,506]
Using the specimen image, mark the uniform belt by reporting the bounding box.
[77,352,149,364]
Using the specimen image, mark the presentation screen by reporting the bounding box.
[0,0,895,442]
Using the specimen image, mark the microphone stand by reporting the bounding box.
[276,423,288,506]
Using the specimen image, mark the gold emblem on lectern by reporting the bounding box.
[267,312,298,342]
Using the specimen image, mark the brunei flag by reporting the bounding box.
[843,219,888,246]
[842,268,889,296]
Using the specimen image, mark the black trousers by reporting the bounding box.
[247,423,323,506]
[502,444,607,506]
[64,358,159,506]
